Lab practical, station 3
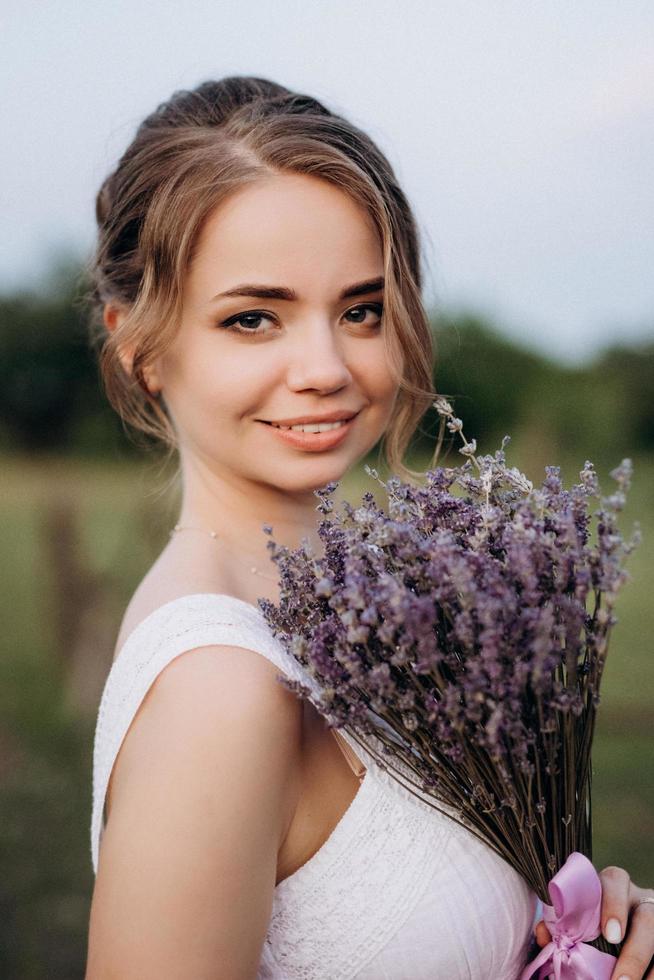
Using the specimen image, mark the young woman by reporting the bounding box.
[85,76,654,979]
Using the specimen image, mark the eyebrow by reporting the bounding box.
[210,276,385,303]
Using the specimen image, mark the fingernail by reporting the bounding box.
[605,917,622,943]
[617,975,630,980]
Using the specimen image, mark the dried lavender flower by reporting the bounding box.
[258,399,640,921]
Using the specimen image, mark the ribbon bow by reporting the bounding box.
[520,852,617,980]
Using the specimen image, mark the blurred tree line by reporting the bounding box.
[0,256,652,467]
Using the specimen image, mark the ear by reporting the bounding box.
[103,303,162,396]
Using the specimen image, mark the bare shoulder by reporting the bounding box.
[87,640,303,978]
[111,641,304,827]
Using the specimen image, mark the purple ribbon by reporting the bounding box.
[520,852,617,980]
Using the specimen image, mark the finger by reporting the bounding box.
[534,920,551,948]
[610,899,654,980]
[600,865,631,944]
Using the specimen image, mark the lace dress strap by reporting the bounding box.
[90,592,309,875]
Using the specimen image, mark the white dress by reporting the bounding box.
[90,592,537,979]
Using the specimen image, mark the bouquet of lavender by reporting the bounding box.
[257,397,641,976]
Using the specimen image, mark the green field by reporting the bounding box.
[1,449,652,977]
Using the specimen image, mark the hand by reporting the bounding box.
[534,865,654,979]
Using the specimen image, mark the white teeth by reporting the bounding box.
[272,419,348,433]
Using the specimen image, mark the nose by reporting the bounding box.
[285,320,353,394]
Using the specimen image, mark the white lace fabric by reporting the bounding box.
[90,593,536,979]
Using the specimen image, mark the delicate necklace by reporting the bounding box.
[169,523,280,582]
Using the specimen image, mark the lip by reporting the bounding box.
[262,409,360,426]
[258,413,359,451]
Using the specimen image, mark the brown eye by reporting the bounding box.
[218,311,277,335]
[345,303,383,326]
[217,302,383,336]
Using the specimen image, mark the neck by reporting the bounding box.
[175,452,328,571]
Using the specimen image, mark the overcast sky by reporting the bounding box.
[2,0,653,365]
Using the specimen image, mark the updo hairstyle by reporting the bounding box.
[86,75,438,481]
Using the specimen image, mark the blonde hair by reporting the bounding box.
[85,76,439,483]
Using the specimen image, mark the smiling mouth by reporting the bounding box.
[258,411,359,431]
[263,419,351,432]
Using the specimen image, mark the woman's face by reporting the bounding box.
[150,172,401,494]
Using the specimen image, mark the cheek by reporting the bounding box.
[352,340,401,407]
[191,350,268,417]
[160,352,254,438]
